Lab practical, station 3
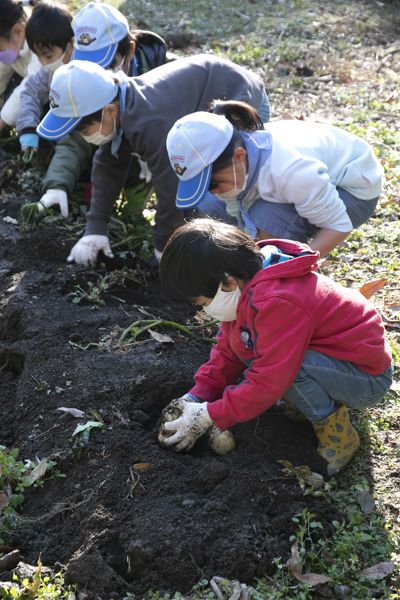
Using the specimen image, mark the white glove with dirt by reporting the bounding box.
[138,159,152,183]
[67,234,114,267]
[160,397,213,452]
[38,189,69,218]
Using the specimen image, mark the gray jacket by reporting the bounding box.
[87,54,265,251]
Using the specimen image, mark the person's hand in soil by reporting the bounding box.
[162,398,213,452]
[67,234,114,267]
[38,189,69,218]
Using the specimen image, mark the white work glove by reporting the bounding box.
[138,158,152,183]
[38,189,69,218]
[154,248,162,263]
[163,398,213,452]
[67,234,114,267]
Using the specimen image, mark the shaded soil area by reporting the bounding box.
[0,193,338,599]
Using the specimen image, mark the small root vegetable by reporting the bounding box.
[157,405,182,446]
[207,425,236,456]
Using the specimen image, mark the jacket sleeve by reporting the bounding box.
[0,55,41,127]
[272,157,353,232]
[41,131,94,194]
[130,120,188,250]
[85,137,132,236]
[207,297,315,430]
[0,62,13,99]
[190,324,246,402]
[16,67,51,135]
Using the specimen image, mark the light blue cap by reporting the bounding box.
[37,60,119,141]
[72,3,129,68]
[166,112,234,209]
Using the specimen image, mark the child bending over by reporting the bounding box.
[158,219,393,475]
[166,107,384,257]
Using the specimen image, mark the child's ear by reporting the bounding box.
[222,276,239,292]
[104,103,119,119]
[126,41,136,61]
[235,147,247,164]
[12,23,26,44]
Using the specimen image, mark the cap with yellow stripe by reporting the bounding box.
[71,3,129,68]
[36,60,119,141]
[166,112,234,209]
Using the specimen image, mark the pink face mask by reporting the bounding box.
[0,30,22,65]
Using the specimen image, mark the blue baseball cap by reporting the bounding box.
[166,112,234,209]
[72,3,129,68]
[37,60,119,141]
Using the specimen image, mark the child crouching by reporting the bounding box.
[158,219,393,475]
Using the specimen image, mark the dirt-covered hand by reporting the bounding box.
[138,159,152,183]
[67,235,114,267]
[163,398,213,452]
[38,189,69,218]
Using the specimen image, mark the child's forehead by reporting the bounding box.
[34,43,60,55]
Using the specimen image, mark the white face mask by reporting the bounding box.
[81,108,117,145]
[109,55,126,74]
[215,155,248,201]
[43,42,70,74]
[204,280,242,322]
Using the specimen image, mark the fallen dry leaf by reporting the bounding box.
[287,540,302,575]
[28,458,47,482]
[362,561,395,579]
[359,278,388,300]
[278,460,330,496]
[0,493,9,512]
[133,463,151,471]
[319,259,332,268]
[56,407,86,418]
[292,572,333,585]
[148,329,174,343]
[358,490,375,514]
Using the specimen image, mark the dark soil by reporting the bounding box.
[0,193,339,600]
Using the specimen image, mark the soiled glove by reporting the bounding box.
[163,398,213,452]
[138,158,152,183]
[38,189,69,218]
[67,234,114,267]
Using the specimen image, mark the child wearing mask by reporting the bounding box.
[0,0,40,134]
[166,107,383,257]
[17,1,174,218]
[36,57,268,265]
[158,218,393,476]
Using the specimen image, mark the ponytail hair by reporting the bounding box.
[0,0,37,38]
[207,100,264,173]
[209,100,264,132]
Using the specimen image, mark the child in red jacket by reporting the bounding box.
[158,219,393,475]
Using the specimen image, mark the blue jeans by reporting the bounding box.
[285,350,393,423]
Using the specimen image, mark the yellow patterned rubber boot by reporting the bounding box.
[275,395,308,422]
[311,403,360,476]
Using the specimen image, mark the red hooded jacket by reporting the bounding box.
[190,240,392,430]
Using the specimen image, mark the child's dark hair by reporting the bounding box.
[116,31,137,58]
[160,219,264,303]
[25,0,73,52]
[209,100,264,172]
[0,0,36,38]
[75,75,121,130]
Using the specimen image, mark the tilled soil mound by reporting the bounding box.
[0,195,338,599]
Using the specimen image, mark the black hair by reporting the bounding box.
[115,31,137,58]
[159,218,264,303]
[208,100,264,173]
[25,0,73,52]
[0,0,36,38]
[75,76,121,130]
